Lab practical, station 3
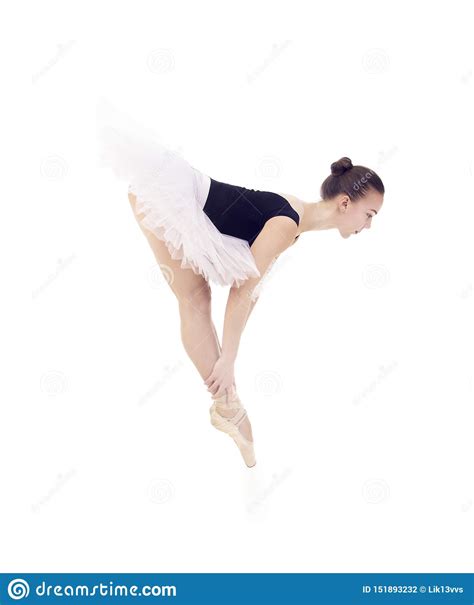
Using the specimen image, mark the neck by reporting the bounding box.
[300,199,337,233]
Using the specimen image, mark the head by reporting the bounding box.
[320,157,385,238]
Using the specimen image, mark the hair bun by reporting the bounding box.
[330,157,353,177]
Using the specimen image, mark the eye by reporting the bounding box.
[367,213,373,219]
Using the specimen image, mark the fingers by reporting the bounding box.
[210,383,222,396]
[210,381,234,398]
[206,378,223,397]
[203,363,234,397]
[205,378,217,393]
[213,385,227,399]
[204,371,221,394]
[204,372,215,388]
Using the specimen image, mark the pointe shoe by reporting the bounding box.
[209,390,256,468]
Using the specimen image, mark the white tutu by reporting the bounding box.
[96,98,262,290]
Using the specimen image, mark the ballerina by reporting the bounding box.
[97,100,385,468]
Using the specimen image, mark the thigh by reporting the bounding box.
[128,190,211,307]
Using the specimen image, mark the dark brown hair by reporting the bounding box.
[320,156,385,202]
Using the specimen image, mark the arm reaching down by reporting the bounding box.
[220,216,298,362]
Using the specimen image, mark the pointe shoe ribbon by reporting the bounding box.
[209,390,256,468]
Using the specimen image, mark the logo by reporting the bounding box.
[7,578,30,600]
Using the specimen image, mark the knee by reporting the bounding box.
[178,283,212,317]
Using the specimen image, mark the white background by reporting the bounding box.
[12,0,474,571]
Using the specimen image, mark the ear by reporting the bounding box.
[339,195,351,212]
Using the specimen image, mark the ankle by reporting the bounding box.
[211,387,239,409]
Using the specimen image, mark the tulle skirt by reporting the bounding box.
[96,99,261,289]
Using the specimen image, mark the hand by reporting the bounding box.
[204,357,236,399]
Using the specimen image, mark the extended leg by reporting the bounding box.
[128,190,253,442]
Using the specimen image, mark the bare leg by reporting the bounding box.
[177,284,220,380]
[128,189,253,441]
[210,295,258,442]
[179,292,253,442]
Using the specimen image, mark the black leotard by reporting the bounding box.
[202,177,300,247]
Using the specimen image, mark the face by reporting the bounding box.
[336,189,384,239]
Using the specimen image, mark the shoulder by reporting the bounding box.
[232,216,295,297]
[251,215,298,254]
[231,216,296,298]
[276,192,305,224]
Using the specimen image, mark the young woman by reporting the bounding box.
[97,100,385,469]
